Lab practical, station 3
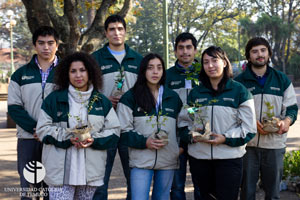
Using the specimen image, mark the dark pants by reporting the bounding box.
[93,142,131,200]
[170,152,201,200]
[240,147,285,200]
[17,139,48,200]
[189,156,243,200]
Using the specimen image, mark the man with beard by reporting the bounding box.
[235,37,298,200]
[165,32,201,200]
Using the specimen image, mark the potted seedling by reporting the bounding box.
[262,101,280,133]
[67,93,99,142]
[112,66,125,97]
[186,99,217,142]
[185,62,202,86]
[146,111,169,145]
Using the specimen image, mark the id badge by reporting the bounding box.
[185,79,192,89]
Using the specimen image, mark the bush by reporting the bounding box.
[283,150,300,179]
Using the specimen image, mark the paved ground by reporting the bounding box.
[0,87,299,199]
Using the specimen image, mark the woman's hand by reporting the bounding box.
[146,137,166,150]
[70,137,94,148]
[203,133,226,145]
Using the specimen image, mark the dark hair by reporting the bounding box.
[133,53,166,113]
[32,26,59,46]
[200,46,233,94]
[245,37,272,61]
[104,15,126,31]
[54,52,102,91]
[175,32,197,50]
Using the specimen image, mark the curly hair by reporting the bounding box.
[54,52,102,91]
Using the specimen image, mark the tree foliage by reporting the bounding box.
[20,0,133,58]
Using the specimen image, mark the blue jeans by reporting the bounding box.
[240,147,285,200]
[17,139,48,200]
[93,143,131,200]
[131,168,175,200]
[170,152,201,200]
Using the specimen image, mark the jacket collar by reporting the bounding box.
[102,43,135,59]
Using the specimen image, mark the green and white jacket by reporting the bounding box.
[116,87,183,170]
[36,89,120,186]
[235,65,298,149]
[165,60,199,104]
[92,43,143,97]
[178,79,256,160]
[8,55,56,138]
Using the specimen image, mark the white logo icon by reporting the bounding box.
[23,161,46,184]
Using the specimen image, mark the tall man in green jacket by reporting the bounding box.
[236,37,298,200]
[165,32,201,200]
[8,26,59,200]
[92,15,142,200]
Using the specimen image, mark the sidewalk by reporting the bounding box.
[0,91,299,199]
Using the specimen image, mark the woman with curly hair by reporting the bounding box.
[36,52,120,199]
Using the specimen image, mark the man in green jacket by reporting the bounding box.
[92,15,142,200]
[236,37,298,200]
[8,26,59,200]
[165,32,201,200]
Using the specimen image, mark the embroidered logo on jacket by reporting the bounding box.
[195,98,207,103]
[165,108,174,112]
[270,87,280,91]
[57,111,63,117]
[95,107,103,111]
[21,76,34,80]
[223,98,234,102]
[128,65,138,69]
[170,81,182,86]
[101,65,113,70]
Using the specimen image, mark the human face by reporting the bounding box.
[69,61,89,91]
[105,22,126,49]
[203,53,226,80]
[175,40,197,67]
[146,58,163,88]
[34,35,58,62]
[248,45,270,69]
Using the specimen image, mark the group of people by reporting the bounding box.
[7,14,298,200]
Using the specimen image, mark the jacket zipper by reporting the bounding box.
[257,89,264,147]
[211,104,214,160]
[152,111,160,169]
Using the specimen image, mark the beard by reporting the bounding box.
[251,58,268,69]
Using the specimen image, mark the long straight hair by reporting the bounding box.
[132,53,166,113]
[199,46,233,94]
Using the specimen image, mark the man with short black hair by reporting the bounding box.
[236,37,298,200]
[8,26,59,200]
[166,32,201,200]
[92,14,142,200]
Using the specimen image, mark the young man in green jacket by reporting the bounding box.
[92,15,142,200]
[236,37,298,200]
[165,32,201,200]
[8,26,59,200]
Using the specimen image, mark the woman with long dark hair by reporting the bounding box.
[179,46,256,199]
[36,52,120,199]
[117,53,182,200]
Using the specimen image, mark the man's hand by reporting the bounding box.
[108,96,121,109]
[257,120,269,135]
[203,133,226,145]
[146,137,166,150]
[277,117,291,134]
[33,128,40,142]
